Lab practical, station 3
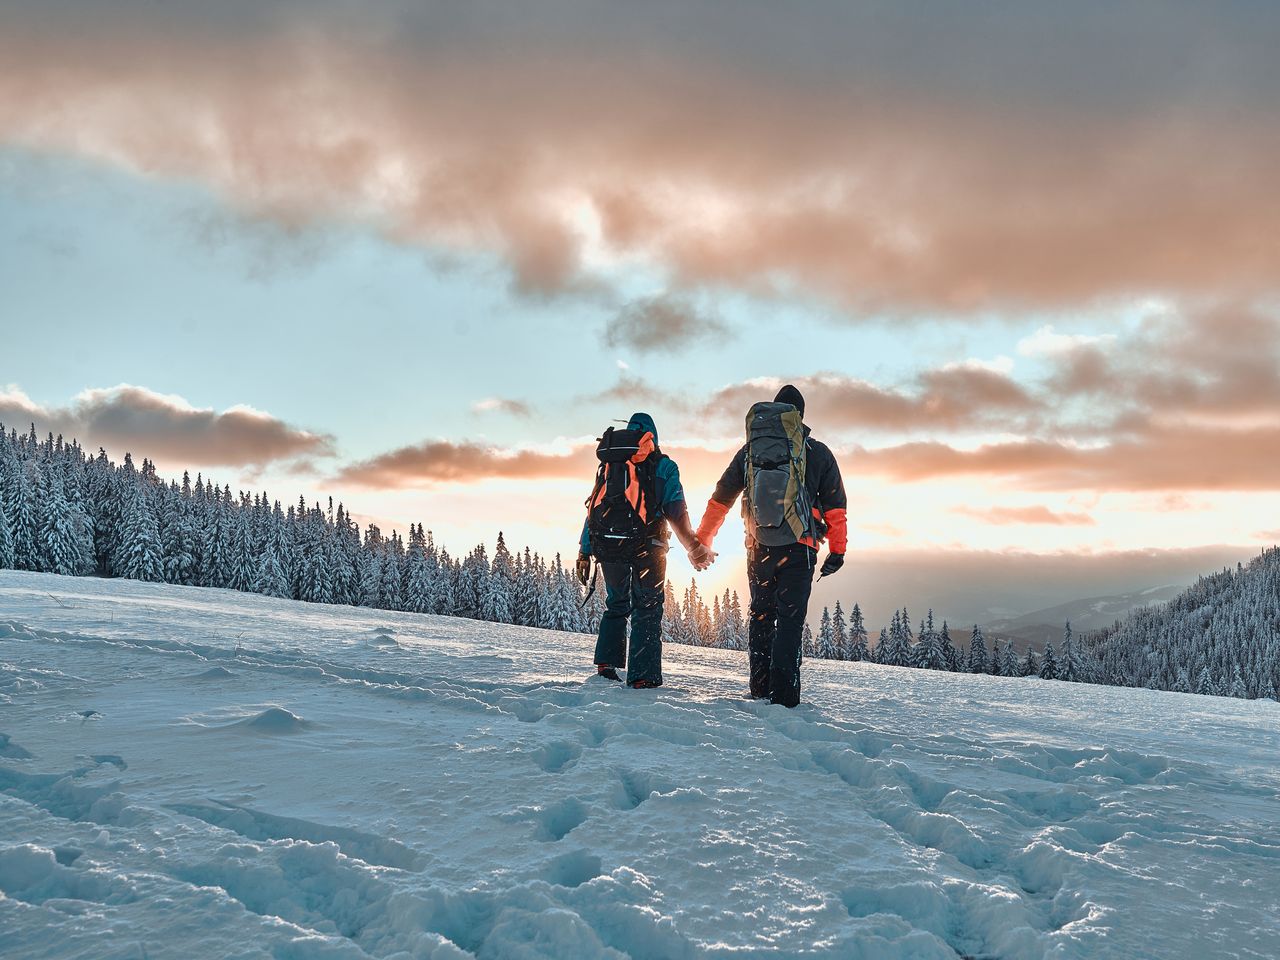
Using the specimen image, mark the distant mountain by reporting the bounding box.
[985,583,1187,652]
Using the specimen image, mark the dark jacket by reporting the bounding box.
[580,412,688,555]
[697,428,848,553]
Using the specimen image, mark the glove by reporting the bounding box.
[819,552,844,578]
[575,552,592,586]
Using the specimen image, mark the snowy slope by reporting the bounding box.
[1,571,1277,960]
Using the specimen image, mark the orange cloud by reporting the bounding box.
[954,505,1096,526]
[701,369,1039,433]
[0,384,332,467]
[3,7,1279,310]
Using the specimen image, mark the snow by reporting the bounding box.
[2,570,1278,959]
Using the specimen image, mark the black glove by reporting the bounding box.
[575,552,592,586]
[819,552,844,578]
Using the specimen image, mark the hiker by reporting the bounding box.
[694,385,846,707]
[577,412,713,688]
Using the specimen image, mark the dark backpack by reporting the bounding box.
[585,427,662,563]
[743,401,816,546]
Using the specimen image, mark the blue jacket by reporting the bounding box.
[580,412,687,555]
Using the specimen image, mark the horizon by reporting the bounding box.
[5,2,1280,629]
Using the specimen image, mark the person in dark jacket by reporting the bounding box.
[694,385,847,707]
[578,412,712,688]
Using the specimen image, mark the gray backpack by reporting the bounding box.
[743,401,816,546]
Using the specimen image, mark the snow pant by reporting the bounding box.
[747,543,816,707]
[593,545,667,687]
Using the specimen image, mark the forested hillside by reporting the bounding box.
[3,422,1275,700]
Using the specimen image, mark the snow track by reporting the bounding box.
[1,572,1277,959]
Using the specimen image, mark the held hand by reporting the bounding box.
[819,552,844,578]
[575,552,592,586]
[688,542,717,571]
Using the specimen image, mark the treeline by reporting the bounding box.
[802,604,1090,682]
[2,423,1276,700]
[0,424,598,632]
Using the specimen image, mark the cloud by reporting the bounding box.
[3,4,1280,310]
[850,422,1280,492]
[602,295,726,352]
[701,369,1040,433]
[954,505,1096,526]
[0,383,333,467]
[1017,325,1118,358]
[471,397,533,418]
[333,440,595,488]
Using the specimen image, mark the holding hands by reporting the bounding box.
[688,542,717,572]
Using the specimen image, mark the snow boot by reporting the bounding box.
[628,678,660,689]
[596,665,622,682]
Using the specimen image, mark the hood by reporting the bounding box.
[628,411,658,445]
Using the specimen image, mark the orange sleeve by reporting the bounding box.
[696,498,731,547]
[824,507,848,554]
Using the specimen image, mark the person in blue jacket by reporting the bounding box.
[577,412,711,688]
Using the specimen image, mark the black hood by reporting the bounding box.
[774,384,805,417]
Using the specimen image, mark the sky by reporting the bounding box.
[3,1,1280,626]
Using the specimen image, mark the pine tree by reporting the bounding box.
[1000,640,1020,678]
[848,603,869,661]
[0,491,14,569]
[1021,646,1039,678]
[832,601,849,661]
[1039,641,1058,680]
[817,607,835,659]
[967,625,988,674]
[1059,621,1081,682]
[940,621,960,672]
[1229,664,1249,699]
[117,487,163,583]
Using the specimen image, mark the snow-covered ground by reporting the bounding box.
[1,571,1277,960]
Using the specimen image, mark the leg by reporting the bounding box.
[770,545,815,708]
[747,548,780,699]
[593,560,632,668]
[625,545,667,686]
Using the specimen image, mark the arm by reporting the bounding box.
[657,459,703,554]
[815,444,848,554]
[695,446,747,547]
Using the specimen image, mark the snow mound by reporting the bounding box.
[234,707,310,734]
[193,666,237,679]
[0,732,34,759]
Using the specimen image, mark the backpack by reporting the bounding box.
[585,427,663,563]
[742,401,816,546]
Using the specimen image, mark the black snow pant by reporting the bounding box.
[593,544,667,687]
[747,543,816,708]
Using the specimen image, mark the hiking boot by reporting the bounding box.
[628,678,661,689]
[596,665,622,682]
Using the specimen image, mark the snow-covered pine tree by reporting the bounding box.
[817,607,835,659]
[1000,640,1020,678]
[1059,621,1081,682]
[0,489,14,569]
[117,485,164,583]
[1021,646,1039,678]
[848,603,869,661]
[1039,641,1058,680]
[940,621,960,671]
[967,625,988,674]
[832,601,849,661]
[915,609,946,670]
[483,532,515,623]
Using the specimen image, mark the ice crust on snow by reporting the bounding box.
[1,570,1278,959]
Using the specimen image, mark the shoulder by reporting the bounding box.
[655,455,680,478]
[806,437,838,467]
